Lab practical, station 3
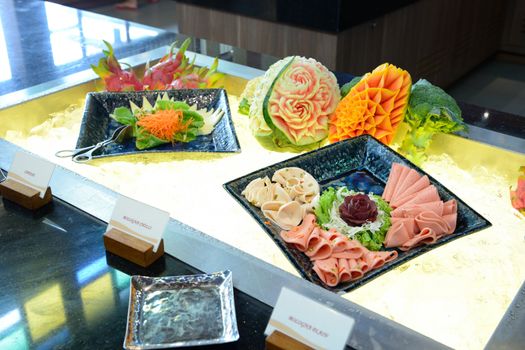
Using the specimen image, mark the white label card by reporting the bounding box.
[106,196,169,252]
[7,151,56,198]
[265,288,355,350]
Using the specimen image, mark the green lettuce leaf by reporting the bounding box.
[135,125,167,150]
[110,107,136,126]
[315,187,337,225]
[172,109,204,143]
[340,76,361,98]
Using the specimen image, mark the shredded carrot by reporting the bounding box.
[137,109,192,141]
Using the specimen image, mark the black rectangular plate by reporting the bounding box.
[76,89,240,157]
[224,135,491,293]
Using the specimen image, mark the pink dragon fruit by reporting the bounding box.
[168,58,223,89]
[142,38,191,90]
[91,38,223,91]
[91,41,143,92]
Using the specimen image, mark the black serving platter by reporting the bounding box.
[224,135,491,293]
[76,89,240,157]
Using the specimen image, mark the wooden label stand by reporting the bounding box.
[266,331,314,350]
[103,228,164,267]
[0,178,52,210]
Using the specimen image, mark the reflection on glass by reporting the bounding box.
[0,327,28,350]
[119,288,130,304]
[76,256,107,285]
[128,27,158,41]
[0,16,12,82]
[81,274,115,327]
[113,269,130,290]
[81,16,126,45]
[0,308,21,334]
[44,2,79,31]
[24,284,66,342]
[49,30,83,66]
[44,1,160,67]
[35,328,69,350]
[44,2,83,66]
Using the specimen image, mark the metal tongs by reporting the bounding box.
[55,125,132,163]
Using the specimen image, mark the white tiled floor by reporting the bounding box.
[91,0,525,118]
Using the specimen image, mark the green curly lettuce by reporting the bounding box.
[314,186,392,251]
[399,79,467,165]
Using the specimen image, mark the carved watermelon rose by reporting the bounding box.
[245,56,340,149]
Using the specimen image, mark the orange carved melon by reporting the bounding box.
[329,63,411,144]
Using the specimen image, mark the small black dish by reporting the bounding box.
[76,89,240,158]
[224,135,491,293]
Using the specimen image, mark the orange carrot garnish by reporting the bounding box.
[136,109,192,141]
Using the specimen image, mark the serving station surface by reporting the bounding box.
[0,1,524,350]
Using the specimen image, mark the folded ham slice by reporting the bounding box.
[383,163,458,251]
[400,228,438,251]
[313,258,339,287]
[383,163,404,202]
[281,215,398,287]
[390,175,430,208]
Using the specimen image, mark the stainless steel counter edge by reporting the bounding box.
[0,142,447,349]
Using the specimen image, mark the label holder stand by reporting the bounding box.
[0,178,52,210]
[103,227,164,267]
[265,331,314,350]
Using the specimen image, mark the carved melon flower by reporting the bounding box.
[329,63,411,144]
[247,56,340,148]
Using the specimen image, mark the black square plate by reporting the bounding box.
[224,135,491,293]
[76,89,240,157]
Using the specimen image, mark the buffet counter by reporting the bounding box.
[1,1,524,350]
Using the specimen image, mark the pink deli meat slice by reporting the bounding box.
[400,185,440,207]
[346,258,365,281]
[384,218,416,248]
[383,163,404,202]
[391,168,421,203]
[338,258,352,282]
[443,199,457,215]
[306,228,333,260]
[280,214,317,251]
[331,239,366,259]
[391,175,430,208]
[415,211,451,235]
[313,258,339,287]
[392,201,444,218]
[443,213,457,234]
[400,228,438,251]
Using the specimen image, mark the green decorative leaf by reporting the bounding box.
[110,107,136,126]
[340,76,361,98]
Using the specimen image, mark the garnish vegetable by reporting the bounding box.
[330,63,411,145]
[110,94,223,150]
[315,186,392,251]
[399,79,467,165]
[240,56,340,149]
